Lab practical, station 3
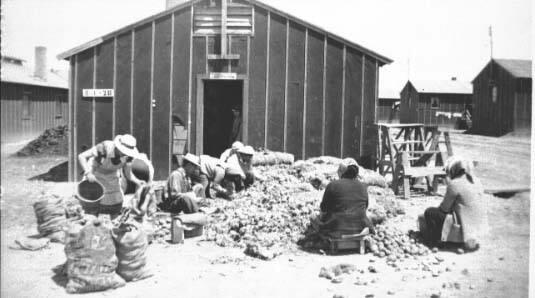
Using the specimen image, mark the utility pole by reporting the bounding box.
[489,26,494,59]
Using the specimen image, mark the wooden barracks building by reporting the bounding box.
[59,0,392,180]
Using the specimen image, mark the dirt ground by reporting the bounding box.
[0,131,531,298]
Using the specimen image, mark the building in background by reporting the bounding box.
[377,87,400,124]
[58,0,392,180]
[399,79,472,129]
[471,59,532,136]
[1,47,68,144]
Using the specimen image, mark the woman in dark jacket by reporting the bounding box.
[319,158,374,237]
[423,157,488,251]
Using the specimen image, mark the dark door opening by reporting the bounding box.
[203,80,243,157]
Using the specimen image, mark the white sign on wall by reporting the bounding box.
[82,89,114,97]
[209,72,238,80]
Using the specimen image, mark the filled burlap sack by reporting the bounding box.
[33,196,67,242]
[112,221,153,282]
[64,218,125,293]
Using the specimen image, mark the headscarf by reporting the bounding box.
[445,156,475,183]
[337,158,359,178]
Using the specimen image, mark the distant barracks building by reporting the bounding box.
[59,0,392,180]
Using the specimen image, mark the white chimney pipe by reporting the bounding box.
[34,46,47,80]
[166,0,187,9]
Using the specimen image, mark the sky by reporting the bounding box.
[2,0,532,96]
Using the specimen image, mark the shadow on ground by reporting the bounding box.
[29,161,68,182]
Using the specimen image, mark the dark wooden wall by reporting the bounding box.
[472,61,531,136]
[68,3,383,180]
[1,83,68,144]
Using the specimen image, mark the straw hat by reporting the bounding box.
[114,134,139,158]
[182,153,201,168]
[237,145,255,156]
[231,141,244,150]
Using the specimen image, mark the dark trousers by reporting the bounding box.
[424,207,447,245]
[165,196,199,214]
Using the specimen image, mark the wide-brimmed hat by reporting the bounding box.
[114,134,139,158]
[237,145,255,156]
[231,141,244,150]
[182,153,201,168]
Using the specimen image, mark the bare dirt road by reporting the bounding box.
[0,132,531,298]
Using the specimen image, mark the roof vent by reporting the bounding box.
[34,46,47,81]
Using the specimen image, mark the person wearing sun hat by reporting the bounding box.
[181,153,227,199]
[78,134,144,218]
[220,141,244,163]
[318,157,374,237]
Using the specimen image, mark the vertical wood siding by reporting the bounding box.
[324,37,344,157]
[75,49,95,154]
[115,32,133,135]
[172,9,192,131]
[247,7,268,147]
[304,30,324,158]
[133,23,153,155]
[153,15,173,178]
[266,13,286,151]
[94,39,115,144]
[1,83,68,143]
[343,49,363,159]
[285,21,305,159]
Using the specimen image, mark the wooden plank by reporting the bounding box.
[361,57,378,160]
[133,23,152,155]
[321,35,327,155]
[303,30,323,158]
[247,7,268,148]
[340,45,346,157]
[73,56,79,179]
[152,15,173,180]
[302,28,308,158]
[76,49,94,162]
[264,11,270,148]
[172,8,192,135]
[188,6,194,152]
[114,32,132,135]
[130,30,135,133]
[190,36,207,153]
[168,13,175,175]
[92,48,96,146]
[94,38,114,144]
[266,13,286,152]
[68,57,74,181]
[150,21,155,159]
[344,48,363,159]
[360,55,366,154]
[112,37,117,136]
[283,19,289,152]
[324,37,343,157]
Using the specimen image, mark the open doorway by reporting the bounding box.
[203,80,243,157]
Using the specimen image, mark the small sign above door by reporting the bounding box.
[82,89,114,97]
[209,72,237,80]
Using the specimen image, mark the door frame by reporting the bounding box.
[196,75,249,155]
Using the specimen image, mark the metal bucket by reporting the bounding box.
[131,158,152,182]
[76,180,105,203]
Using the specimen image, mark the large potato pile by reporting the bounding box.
[367,225,431,262]
[204,165,321,250]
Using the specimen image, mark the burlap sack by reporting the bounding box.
[64,219,125,293]
[33,197,67,242]
[112,221,153,282]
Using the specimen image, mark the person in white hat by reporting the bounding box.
[220,141,244,163]
[226,145,262,187]
[181,153,227,199]
[78,134,144,218]
[318,158,374,236]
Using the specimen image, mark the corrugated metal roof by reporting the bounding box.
[410,80,472,94]
[494,59,532,79]
[58,0,392,65]
[1,57,68,89]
